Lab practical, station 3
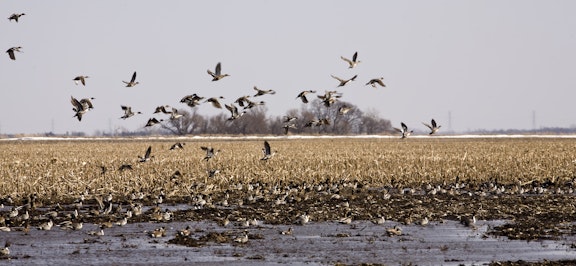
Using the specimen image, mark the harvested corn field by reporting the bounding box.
[0,136,576,265]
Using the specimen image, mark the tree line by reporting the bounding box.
[124,100,393,136]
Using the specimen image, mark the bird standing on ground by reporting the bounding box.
[331,74,357,87]
[207,62,229,81]
[0,242,10,256]
[123,71,139,87]
[341,51,361,68]
[422,119,441,135]
[366,77,386,88]
[6,47,22,60]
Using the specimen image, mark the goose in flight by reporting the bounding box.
[145,118,163,127]
[201,146,220,161]
[204,97,224,109]
[317,90,342,107]
[338,105,352,115]
[253,86,276,97]
[234,95,251,107]
[331,74,357,87]
[180,94,204,107]
[8,13,25,22]
[296,90,316,103]
[394,122,413,139]
[283,124,296,135]
[169,108,183,120]
[170,142,185,150]
[341,51,361,68]
[261,141,276,161]
[422,119,441,135]
[6,47,22,60]
[243,99,265,110]
[73,76,89,86]
[123,71,139,87]
[225,103,246,120]
[207,62,230,81]
[366,77,386,88]
[153,105,172,114]
[70,96,94,121]
[120,105,141,119]
[138,146,152,162]
[283,116,297,123]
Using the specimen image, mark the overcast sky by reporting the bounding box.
[1,1,575,135]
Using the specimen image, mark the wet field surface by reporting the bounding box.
[1,205,576,265]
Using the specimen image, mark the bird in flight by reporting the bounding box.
[422,119,441,135]
[73,76,89,86]
[394,122,413,139]
[204,97,224,109]
[296,90,316,104]
[201,146,220,161]
[366,77,386,88]
[123,71,139,87]
[180,94,204,108]
[8,13,25,22]
[225,103,246,121]
[145,118,163,127]
[340,51,361,68]
[138,146,153,162]
[6,47,22,60]
[331,74,357,87]
[253,86,276,97]
[70,96,94,121]
[261,141,276,161]
[120,105,141,119]
[207,62,230,81]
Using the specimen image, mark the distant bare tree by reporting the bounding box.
[161,109,207,135]
[358,108,392,134]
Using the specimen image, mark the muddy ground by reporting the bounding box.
[1,185,576,265]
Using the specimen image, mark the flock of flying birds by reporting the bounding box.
[6,12,442,139]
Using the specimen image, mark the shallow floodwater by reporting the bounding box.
[2,218,575,265]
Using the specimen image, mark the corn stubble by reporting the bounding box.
[0,138,574,203]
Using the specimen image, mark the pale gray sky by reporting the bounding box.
[1,1,575,134]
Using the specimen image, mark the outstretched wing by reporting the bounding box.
[144,146,152,159]
[331,75,344,82]
[130,71,137,83]
[215,62,222,76]
[263,141,271,156]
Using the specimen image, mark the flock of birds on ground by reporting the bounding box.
[5,12,444,138]
[1,11,456,258]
